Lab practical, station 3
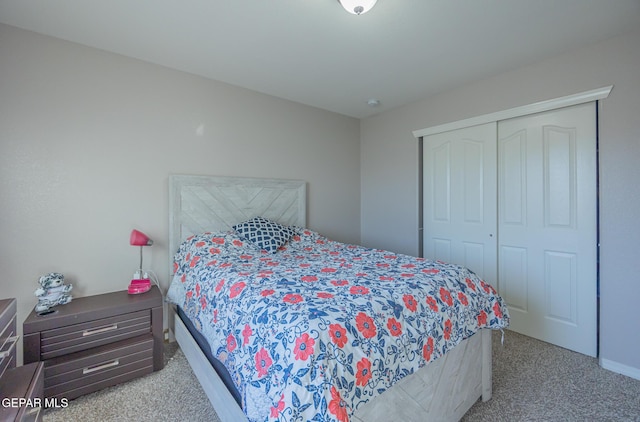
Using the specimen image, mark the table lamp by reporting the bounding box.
[129,229,153,294]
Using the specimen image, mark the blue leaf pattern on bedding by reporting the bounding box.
[167,229,509,422]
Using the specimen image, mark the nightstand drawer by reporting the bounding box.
[40,310,150,360]
[44,334,154,400]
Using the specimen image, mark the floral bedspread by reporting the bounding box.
[167,229,509,422]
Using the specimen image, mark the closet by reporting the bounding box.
[418,100,599,357]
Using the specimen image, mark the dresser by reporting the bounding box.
[22,287,163,401]
[1,298,44,422]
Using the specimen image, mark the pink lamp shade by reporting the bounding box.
[130,229,153,246]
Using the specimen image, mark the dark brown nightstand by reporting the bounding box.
[22,286,163,401]
[1,298,45,422]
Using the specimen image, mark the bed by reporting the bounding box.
[166,174,509,422]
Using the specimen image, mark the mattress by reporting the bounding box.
[176,306,242,407]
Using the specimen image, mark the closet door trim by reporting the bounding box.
[413,85,611,138]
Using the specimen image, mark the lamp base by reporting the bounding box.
[128,278,151,294]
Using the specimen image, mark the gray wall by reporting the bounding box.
[361,27,640,377]
[0,24,361,362]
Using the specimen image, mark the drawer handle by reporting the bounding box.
[0,335,19,359]
[82,324,118,337]
[83,359,119,374]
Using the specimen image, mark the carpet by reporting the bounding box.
[43,330,640,421]
[462,330,640,421]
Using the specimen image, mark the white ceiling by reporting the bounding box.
[1,0,639,118]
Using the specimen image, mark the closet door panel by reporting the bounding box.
[433,238,452,263]
[462,140,484,223]
[433,143,451,222]
[499,245,528,312]
[544,251,577,325]
[463,242,486,283]
[544,126,576,228]
[498,102,597,357]
[500,130,527,226]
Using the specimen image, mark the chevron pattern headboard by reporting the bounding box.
[168,174,306,271]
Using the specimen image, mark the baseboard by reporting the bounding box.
[600,358,640,381]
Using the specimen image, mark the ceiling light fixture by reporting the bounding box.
[338,0,378,15]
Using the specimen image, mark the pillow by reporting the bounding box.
[232,217,297,253]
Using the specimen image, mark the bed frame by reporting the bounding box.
[168,174,492,422]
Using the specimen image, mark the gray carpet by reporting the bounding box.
[44,330,640,421]
[462,331,640,422]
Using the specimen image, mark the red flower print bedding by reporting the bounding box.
[167,228,509,422]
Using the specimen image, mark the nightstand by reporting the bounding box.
[1,298,45,422]
[22,286,163,401]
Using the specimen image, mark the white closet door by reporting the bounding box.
[498,102,597,357]
[423,123,497,285]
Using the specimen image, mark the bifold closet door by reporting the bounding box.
[422,122,497,285]
[498,102,597,357]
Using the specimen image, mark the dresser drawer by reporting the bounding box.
[44,334,154,400]
[0,299,16,334]
[0,362,44,422]
[1,316,18,379]
[40,310,150,360]
[1,299,18,379]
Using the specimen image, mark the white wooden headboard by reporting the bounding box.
[168,174,307,268]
